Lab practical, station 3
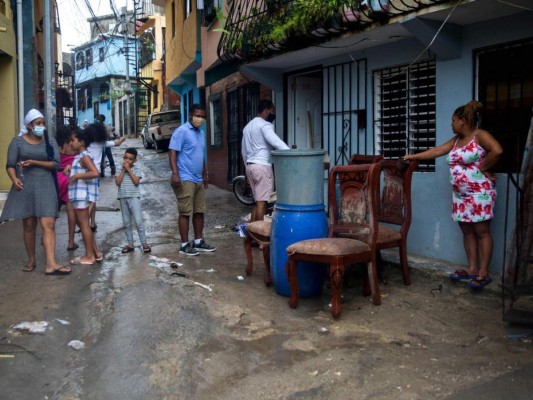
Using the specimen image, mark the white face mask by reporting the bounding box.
[191,116,205,129]
[33,126,46,137]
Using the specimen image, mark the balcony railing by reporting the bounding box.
[218,0,451,63]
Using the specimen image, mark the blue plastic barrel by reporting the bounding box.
[270,149,328,297]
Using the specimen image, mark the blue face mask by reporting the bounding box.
[33,126,45,137]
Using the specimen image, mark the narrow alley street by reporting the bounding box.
[0,139,532,400]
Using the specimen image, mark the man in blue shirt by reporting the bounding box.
[169,104,216,256]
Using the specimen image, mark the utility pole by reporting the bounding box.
[122,5,131,138]
[44,0,56,133]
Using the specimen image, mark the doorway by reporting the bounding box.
[286,69,323,150]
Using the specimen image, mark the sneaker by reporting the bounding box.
[192,239,216,252]
[179,242,199,256]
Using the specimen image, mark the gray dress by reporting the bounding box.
[0,136,60,222]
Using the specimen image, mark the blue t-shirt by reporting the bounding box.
[168,122,205,183]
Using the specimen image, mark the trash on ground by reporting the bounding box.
[430,284,443,297]
[171,271,186,277]
[68,340,85,350]
[506,331,533,341]
[12,321,48,334]
[149,255,183,271]
[0,354,15,358]
[318,327,329,334]
[236,223,247,238]
[206,269,217,273]
[237,275,244,281]
[194,282,214,292]
[214,225,225,229]
[476,335,489,345]
[55,319,71,325]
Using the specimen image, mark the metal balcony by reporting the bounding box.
[217,0,451,63]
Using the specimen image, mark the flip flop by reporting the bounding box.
[45,266,71,275]
[67,244,79,251]
[122,245,135,254]
[70,257,95,265]
[467,275,493,289]
[449,269,475,281]
[22,264,36,272]
[95,253,104,263]
[142,244,151,253]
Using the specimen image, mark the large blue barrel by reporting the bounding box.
[270,149,328,297]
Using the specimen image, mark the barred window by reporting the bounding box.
[475,39,533,173]
[85,49,93,67]
[374,60,436,171]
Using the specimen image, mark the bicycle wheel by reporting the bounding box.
[233,177,255,206]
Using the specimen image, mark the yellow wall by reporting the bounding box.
[197,7,223,87]
[0,5,18,191]
[165,0,200,84]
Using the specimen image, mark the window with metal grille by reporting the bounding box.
[475,39,533,173]
[85,49,93,67]
[374,59,436,171]
[209,93,223,148]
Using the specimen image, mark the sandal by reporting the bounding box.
[142,244,151,253]
[467,275,493,290]
[122,245,135,254]
[449,269,475,281]
[22,264,36,272]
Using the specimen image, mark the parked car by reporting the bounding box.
[141,110,181,152]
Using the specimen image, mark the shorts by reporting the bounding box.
[246,164,274,202]
[71,200,90,210]
[173,181,206,216]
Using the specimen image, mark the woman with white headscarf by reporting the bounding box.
[0,109,71,275]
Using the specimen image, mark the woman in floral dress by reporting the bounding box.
[404,100,503,289]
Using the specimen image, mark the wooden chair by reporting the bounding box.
[375,159,418,285]
[285,163,381,318]
[349,154,383,165]
[244,220,273,286]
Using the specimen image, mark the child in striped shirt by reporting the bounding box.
[66,129,103,265]
[116,148,151,254]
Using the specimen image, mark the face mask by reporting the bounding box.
[33,126,46,137]
[191,116,205,129]
[266,112,276,123]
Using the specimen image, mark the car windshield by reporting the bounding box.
[154,112,180,124]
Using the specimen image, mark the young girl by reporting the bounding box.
[65,129,103,265]
[56,125,78,251]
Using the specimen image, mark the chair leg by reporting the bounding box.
[262,245,272,287]
[330,262,344,318]
[286,256,299,309]
[367,259,382,306]
[399,241,411,286]
[244,234,254,276]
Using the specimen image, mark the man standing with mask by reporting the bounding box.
[242,100,289,223]
[169,104,216,256]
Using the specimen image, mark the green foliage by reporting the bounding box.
[225,0,362,58]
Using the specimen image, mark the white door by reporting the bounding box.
[287,76,322,149]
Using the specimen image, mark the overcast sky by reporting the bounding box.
[57,0,129,52]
